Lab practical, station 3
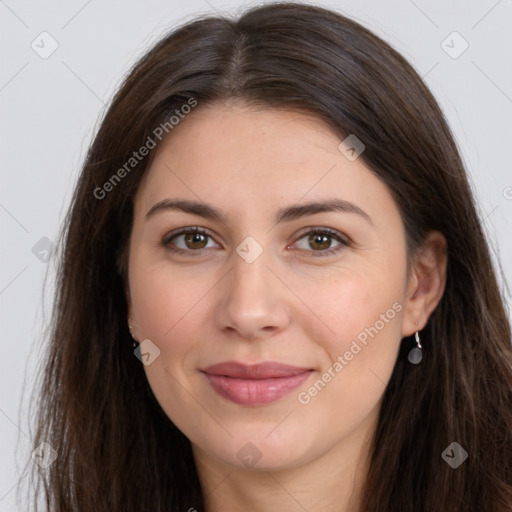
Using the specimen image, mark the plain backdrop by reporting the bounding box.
[1,0,511,509]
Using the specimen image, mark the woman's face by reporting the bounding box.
[127,102,420,471]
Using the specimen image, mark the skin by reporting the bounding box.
[126,101,447,512]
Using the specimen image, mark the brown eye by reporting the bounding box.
[183,232,208,250]
[308,232,332,251]
[293,228,349,257]
[163,227,217,253]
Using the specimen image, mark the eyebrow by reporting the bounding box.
[145,198,373,225]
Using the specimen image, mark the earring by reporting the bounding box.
[128,320,139,348]
[407,331,423,364]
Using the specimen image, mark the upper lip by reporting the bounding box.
[201,361,313,379]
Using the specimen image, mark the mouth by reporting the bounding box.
[200,361,314,405]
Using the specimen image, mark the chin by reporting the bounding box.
[194,429,320,472]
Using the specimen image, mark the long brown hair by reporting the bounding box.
[22,3,512,510]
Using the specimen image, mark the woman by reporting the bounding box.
[25,2,512,510]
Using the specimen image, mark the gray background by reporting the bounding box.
[1,0,511,509]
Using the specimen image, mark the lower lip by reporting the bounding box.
[203,371,313,405]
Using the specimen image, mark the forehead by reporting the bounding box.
[134,103,397,225]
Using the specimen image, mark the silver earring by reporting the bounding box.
[128,321,139,346]
[407,331,423,364]
[128,323,140,348]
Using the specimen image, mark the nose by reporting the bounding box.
[214,248,291,341]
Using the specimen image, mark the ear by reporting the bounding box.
[401,230,448,337]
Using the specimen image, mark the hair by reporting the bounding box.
[22,2,512,511]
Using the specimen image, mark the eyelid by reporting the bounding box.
[162,226,350,257]
[162,226,208,244]
[293,226,350,244]
[162,226,221,253]
[290,226,350,257]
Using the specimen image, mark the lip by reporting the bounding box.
[201,361,314,405]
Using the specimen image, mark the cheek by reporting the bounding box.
[294,269,404,403]
[297,267,403,348]
[129,265,212,432]
[129,261,219,402]
[131,260,211,340]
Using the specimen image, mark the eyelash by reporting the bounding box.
[161,226,349,258]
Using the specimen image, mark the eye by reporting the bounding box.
[162,226,349,257]
[162,227,219,254]
[291,228,349,257]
